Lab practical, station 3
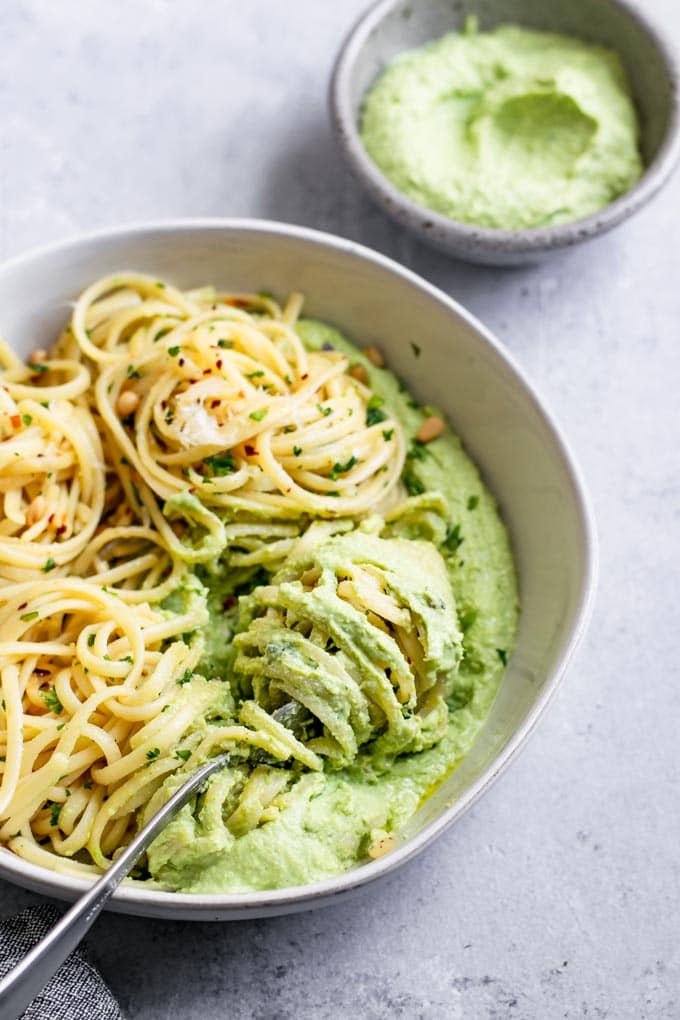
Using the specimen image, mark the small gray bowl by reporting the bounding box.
[330,0,680,265]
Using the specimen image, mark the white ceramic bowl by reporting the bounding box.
[0,220,597,919]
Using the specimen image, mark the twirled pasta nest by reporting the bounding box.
[57,274,406,520]
[233,528,463,768]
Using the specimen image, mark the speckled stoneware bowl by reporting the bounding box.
[331,0,680,265]
[0,220,597,919]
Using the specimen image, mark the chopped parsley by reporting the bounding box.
[146,747,161,761]
[177,669,193,686]
[168,346,180,357]
[293,446,302,457]
[330,456,358,479]
[22,414,32,426]
[87,633,96,647]
[382,429,394,441]
[20,611,39,622]
[366,394,387,427]
[444,524,463,552]
[42,557,56,573]
[203,452,236,476]
[402,471,424,496]
[245,370,265,379]
[127,365,141,379]
[316,404,333,418]
[467,495,479,510]
[29,362,49,373]
[249,408,268,421]
[42,687,63,715]
[175,749,191,762]
[49,802,62,826]
[409,440,430,461]
[217,339,232,349]
[497,648,508,666]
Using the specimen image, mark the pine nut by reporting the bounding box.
[364,346,384,367]
[116,390,140,417]
[416,416,445,443]
[349,364,368,384]
[29,349,48,364]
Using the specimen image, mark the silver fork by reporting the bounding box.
[0,751,231,1020]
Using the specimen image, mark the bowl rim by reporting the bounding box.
[0,217,598,917]
[330,0,680,254]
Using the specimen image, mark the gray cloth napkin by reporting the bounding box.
[0,904,124,1020]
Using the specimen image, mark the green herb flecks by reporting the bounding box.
[366,394,387,427]
[203,452,236,476]
[330,456,358,480]
[42,687,63,715]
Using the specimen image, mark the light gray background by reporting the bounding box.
[0,1,678,1017]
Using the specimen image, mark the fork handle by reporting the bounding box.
[0,752,230,1020]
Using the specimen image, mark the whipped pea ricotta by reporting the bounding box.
[360,20,643,229]
[146,322,518,894]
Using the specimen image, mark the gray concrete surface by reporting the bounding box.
[0,1,678,1017]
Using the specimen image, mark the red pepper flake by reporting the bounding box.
[244,445,257,456]
[222,595,237,611]
[178,358,185,367]
[301,374,309,380]
[18,602,27,610]
[56,525,67,535]
[10,415,20,428]
[216,360,223,369]
[34,668,50,677]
